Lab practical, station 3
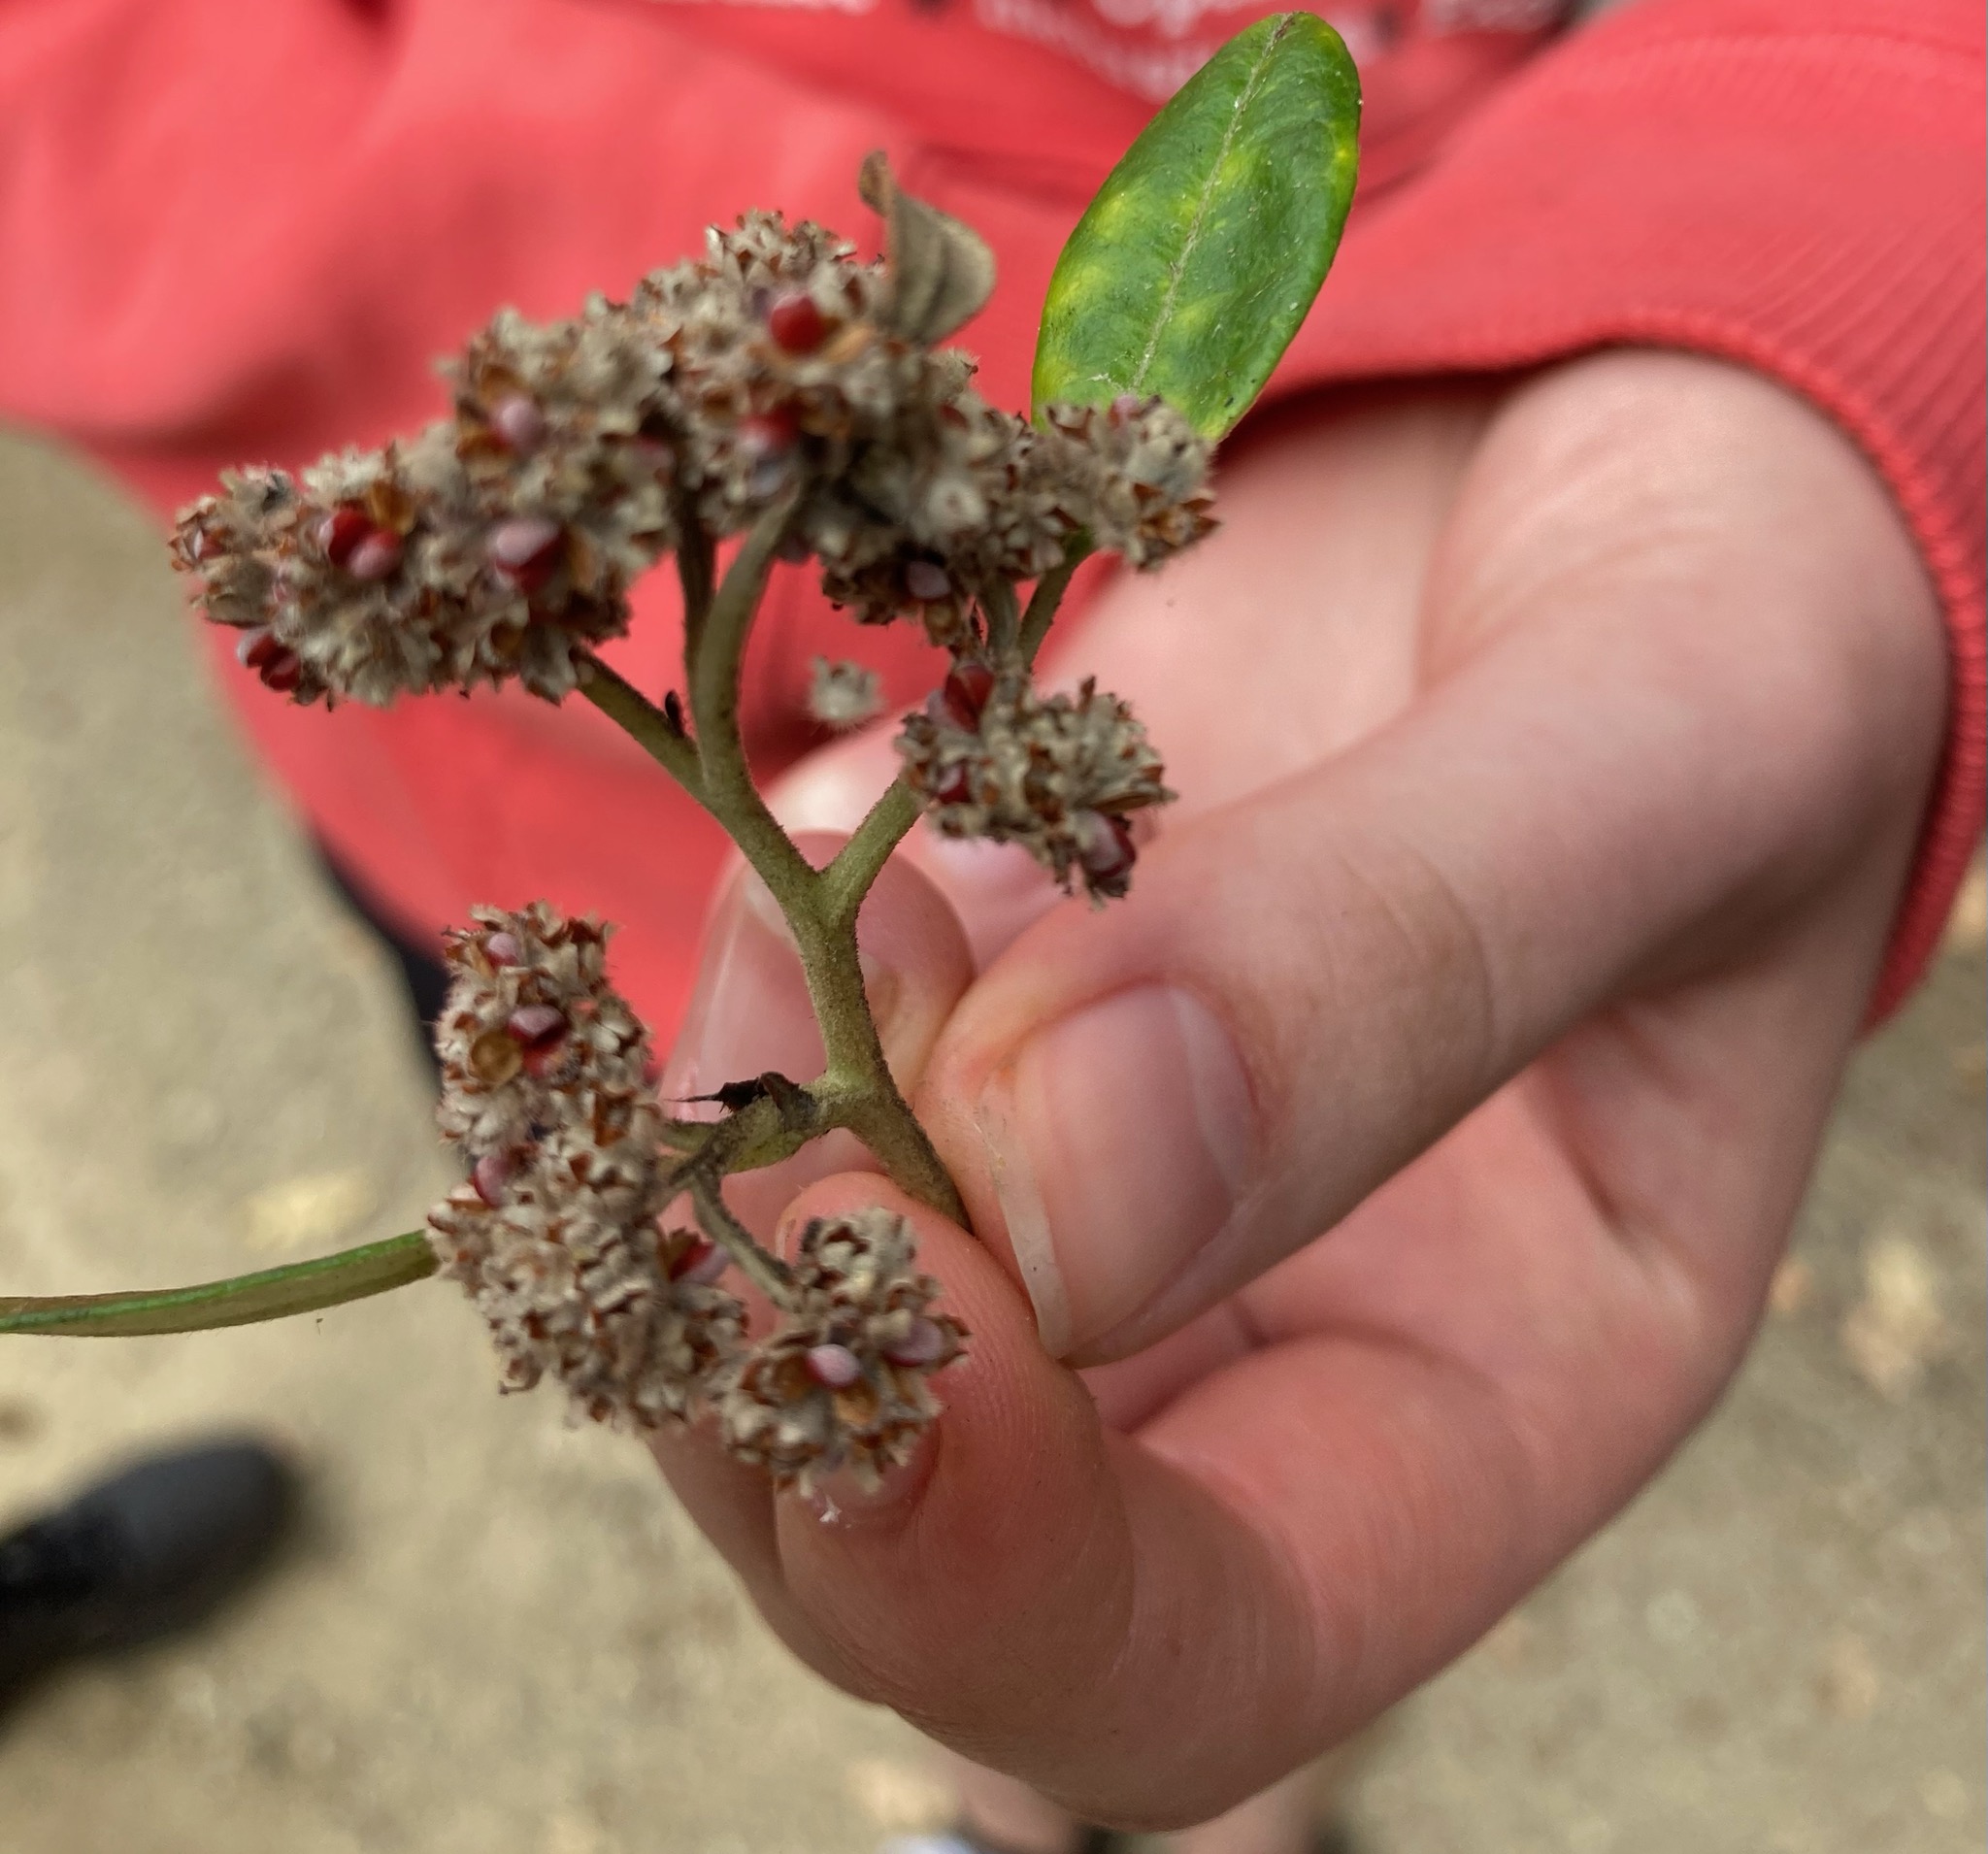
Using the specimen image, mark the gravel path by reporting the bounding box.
[0,429,1978,1853]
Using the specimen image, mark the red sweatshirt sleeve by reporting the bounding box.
[1266,0,1985,1018]
[0,0,986,1034]
[0,0,1977,1030]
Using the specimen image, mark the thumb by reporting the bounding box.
[660,831,974,1237]
[913,487,1934,1366]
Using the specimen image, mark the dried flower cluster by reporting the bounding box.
[423,904,742,1425]
[170,215,1215,705]
[424,904,963,1474]
[718,1209,965,1491]
[897,664,1173,899]
[807,655,885,731]
[1042,395,1218,568]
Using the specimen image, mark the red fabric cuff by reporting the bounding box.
[1270,0,1986,1018]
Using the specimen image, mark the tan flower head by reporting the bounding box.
[718,1209,965,1492]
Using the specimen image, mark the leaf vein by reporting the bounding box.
[1128,15,1294,396]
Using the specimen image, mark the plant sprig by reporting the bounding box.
[0,14,1358,1485]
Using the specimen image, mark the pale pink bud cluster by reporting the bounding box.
[717,1208,966,1492]
[895,665,1172,900]
[424,905,746,1426]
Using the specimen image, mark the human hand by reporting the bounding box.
[649,350,1946,1827]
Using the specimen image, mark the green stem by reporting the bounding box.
[0,1234,437,1339]
[688,1173,795,1307]
[579,655,705,801]
[678,500,961,1218]
[676,522,715,667]
[1016,537,1093,667]
[981,578,1019,659]
[820,776,922,928]
[791,912,964,1222]
[688,494,818,913]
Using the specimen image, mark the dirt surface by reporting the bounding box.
[0,429,1979,1853]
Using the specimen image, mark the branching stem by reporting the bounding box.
[688,1173,795,1307]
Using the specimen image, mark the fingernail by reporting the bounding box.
[975,987,1254,1360]
[796,1435,934,1529]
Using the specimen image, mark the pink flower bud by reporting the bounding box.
[883,1318,949,1367]
[487,516,564,593]
[1074,810,1137,897]
[506,1003,568,1049]
[488,393,547,451]
[472,1149,514,1207]
[804,1343,864,1390]
[683,1244,731,1285]
[345,529,403,581]
[482,931,522,967]
[766,292,829,355]
[904,559,951,603]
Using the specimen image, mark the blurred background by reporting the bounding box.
[0,425,1978,1852]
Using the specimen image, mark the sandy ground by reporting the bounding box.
[0,428,1978,1854]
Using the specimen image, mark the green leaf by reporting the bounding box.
[1032,14,1360,439]
[0,1232,436,1339]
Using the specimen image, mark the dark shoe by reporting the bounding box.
[0,1437,295,1698]
[878,1829,1115,1854]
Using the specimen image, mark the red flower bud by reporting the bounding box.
[931,764,974,808]
[940,661,995,730]
[236,627,281,670]
[318,505,401,580]
[766,292,830,355]
[259,648,304,694]
[666,1237,728,1285]
[345,529,403,581]
[482,931,522,967]
[737,410,799,459]
[318,505,372,567]
[883,1318,950,1367]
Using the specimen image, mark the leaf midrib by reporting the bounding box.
[1127,15,1296,398]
